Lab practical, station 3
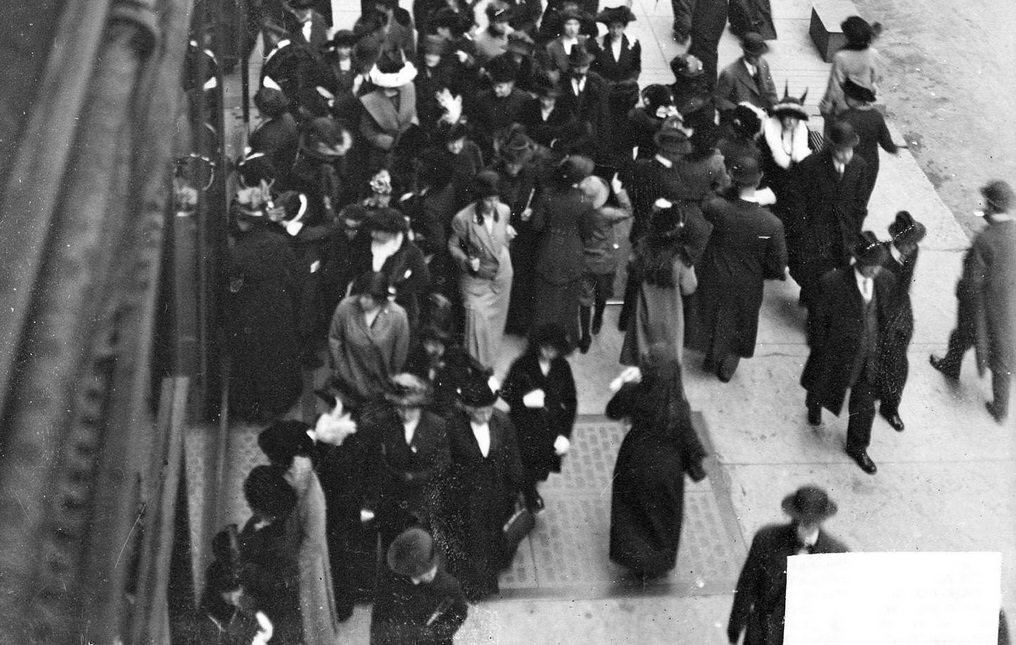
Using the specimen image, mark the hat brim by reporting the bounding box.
[771,104,809,121]
[569,54,596,67]
[829,133,860,149]
[741,42,769,55]
[384,392,432,407]
[369,61,418,88]
[781,495,838,521]
[852,244,890,267]
[892,221,927,245]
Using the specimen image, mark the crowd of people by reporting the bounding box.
[193,0,1016,641]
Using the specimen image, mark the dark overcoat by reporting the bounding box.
[370,567,468,645]
[500,352,578,479]
[237,515,303,644]
[606,382,707,577]
[531,185,589,343]
[878,243,918,403]
[225,225,304,422]
[590,34,642,83]
[800,267,897,415]
[728,0,777,40]
[373,237,432,331]
[438,408,525,600]
[248,113,299,185]
[727,523,849,645]
[958,219,1016,374]
[688,195,787,358]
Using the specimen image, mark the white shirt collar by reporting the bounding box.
[572,76,586,93]
[854,267,874,303]
[562,36,578,52]
[654,154,673,168]
[469,421,491,457]
[743,58,757,76]
[611,36,623,61]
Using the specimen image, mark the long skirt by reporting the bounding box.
[531,277,582,348]
[461,273,512,368]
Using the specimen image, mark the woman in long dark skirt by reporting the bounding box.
[607,344,707,579]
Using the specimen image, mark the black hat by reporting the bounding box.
[841,16,874,47]
[420,292,455,341]
[557,154,595,184]
[567,43,596,68]
[253,86,290,117]
[351,271,391,301]
[473,170,501,199]
[330,29,358,49]
[670,53,704,79]
[771,82,809,120]
[421,34,447,56]
[781,485,838,522]
[981,180,1015,212]
[367,207,409,234]
[487,54,519,84]
[236,151,277,187]
[532,73,561,98]
[506,31,537,57]
[595,6,636,25]
[610,79,641,113]
[499,129,536,165]
[339,203,368,223]
[387,528,439,577]
[740,31,768,55]
[529,322,571,355]
[385,373,433,407]
[642,84,674,113]
[730,103,763,138]
[730,156,763,187]
[258,420,314,467]
[558,7,585,24]
[852,230,889,267]
[485,3,512,23]
[827,120,860,149]
[654,128,693,156]
[243,465,297,519]
[442,121,470,144]
[457,373,499,407]
[431,8,470,34]
[841,78,876,103]
[888,210,927,246]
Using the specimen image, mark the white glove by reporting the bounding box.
[610,173,623,195]
[553,435,570,456]
[522,389,545,408]
[487,374,502,393]
[313,402,357,446]
[360,509,375,522]
[653,197,673,210]
[609,366,642,392]
[252,611,274,645]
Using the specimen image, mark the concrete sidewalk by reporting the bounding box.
[225,0,1014,641]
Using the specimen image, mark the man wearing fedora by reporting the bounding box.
[556,43,610,161]
[931,180,1016,423]
[785,120,870,309]
[714,32,779,116]
[688,156,787,382]
[727,486,848,645]
[367,374,451,553]
[877,211,927,432]
[371,527,468,645]
[801,232,898,474]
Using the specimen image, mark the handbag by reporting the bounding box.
[501,500,536,565]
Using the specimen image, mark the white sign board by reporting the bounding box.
[783,552,1001,645]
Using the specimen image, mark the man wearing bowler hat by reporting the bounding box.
[877,211,927,432]
[801,232,898,474]
[931,180,1016,423]
[785,120,870,309]
[727,486,849,645]
[714,32,779,115]
[556,43,610,161]
[370,527,468,644]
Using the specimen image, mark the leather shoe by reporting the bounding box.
[847,449,877,474]
[526,493,545,514]
[880,409,905,432]
[591,314,603,335]
[929,355,959,380]
[807,405,822,426]
[578,336,592,354]
[985,401,1008,424]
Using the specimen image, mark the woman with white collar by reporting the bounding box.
[364,207,431,330]
[759,88,811,218]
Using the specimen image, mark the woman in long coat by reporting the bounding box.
[225,186,304,422]
[447,171,515,367]
[439,375,525,600]
[500,323,577,512]
[607,345,707,578]
[530,156,594,346]
[818,16,881,127]
[687,159,787,382]
[620,206,699,366]
[328,271,411,404]
[257,422,341,645]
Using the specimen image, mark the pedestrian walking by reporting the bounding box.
[714,32,779,116]
[877,211,927,432]
[931,180,1016,423]
[784,121,870,309]
[370,527,468,645]
[727,486,849,645]
[819,16,882,127]
[501,323,577,513]
[688,157,788,382]
[801,232,898,474]
[686,0,730,92]
[447,171,515,368]
[837,78,901,203]
[607,343,708,579]
[758,87,811,219]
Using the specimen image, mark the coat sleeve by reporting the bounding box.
[629,40,642,80]
[763,220,789,281]
[500,358,532,412]
[558,360,578,439]
[391,308,411,373]
[728,532,764,643]
[807,272,835,348]
[447,211,471,270]
[605,382,639,419]
[714,69,737,113]
[328,302,346,372]
[876,115,898,154]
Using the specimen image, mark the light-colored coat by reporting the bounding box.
[328,296,410,400]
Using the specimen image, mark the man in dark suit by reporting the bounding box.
[282,0,329,52]
[878,211,927,432]
[367,374,451,552]
[785,121,870,309]
[727,486,849,645]
[931,180,1016,423]
[801,232,898,474]
[714,32,778,116]
[687,0,729,91]
[555,44,610,163]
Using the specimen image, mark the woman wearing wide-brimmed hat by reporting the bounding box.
[447,171,515,367]
[819,15,882,125]
[759,86,811,217]
[590,6,641,83]
[359,49,420,172]
[838,78,902,203]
